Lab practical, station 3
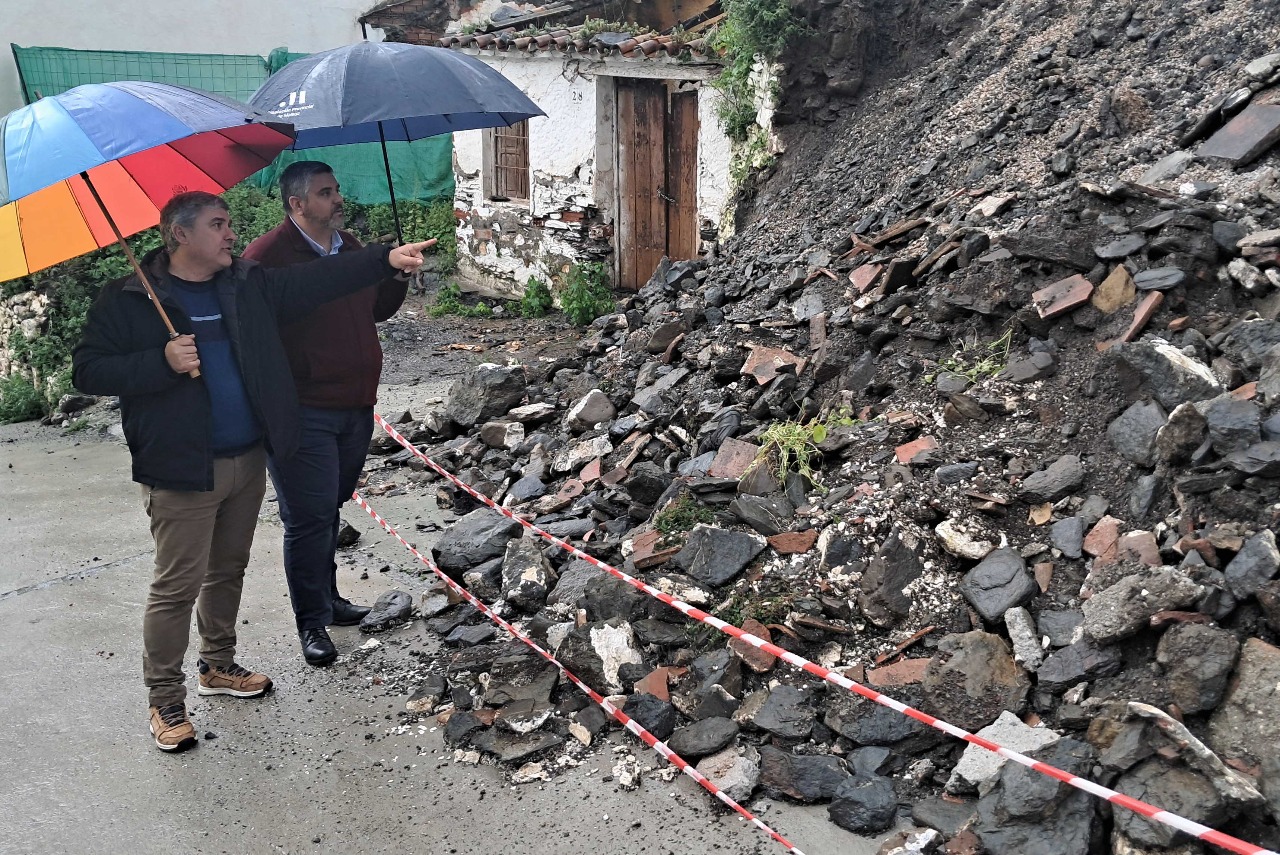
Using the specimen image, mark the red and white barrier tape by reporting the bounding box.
[372,412,1279,855]
[352,491,805,855]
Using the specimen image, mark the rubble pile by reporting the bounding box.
[363,2,1280,851]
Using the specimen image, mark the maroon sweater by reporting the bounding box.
[243,219,406,409]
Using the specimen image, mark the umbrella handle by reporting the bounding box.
[79,172,200,379]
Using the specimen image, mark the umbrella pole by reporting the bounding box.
[79,172,200,379]
[375,121,404,244]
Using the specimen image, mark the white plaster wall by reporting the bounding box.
[453,55,598,216]
[696,86,733,229]
[1,0,384,114]
[453,55,598,290]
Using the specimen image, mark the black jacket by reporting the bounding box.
[72,244,395,491]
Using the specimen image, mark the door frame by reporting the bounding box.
[592,66,714,288]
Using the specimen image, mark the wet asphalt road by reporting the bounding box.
[0,387,885,855]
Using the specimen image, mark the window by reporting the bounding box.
[490,121,530,202]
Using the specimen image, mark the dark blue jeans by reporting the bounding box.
[267,406,374,631]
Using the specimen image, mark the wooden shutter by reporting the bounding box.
[493,120,529,201]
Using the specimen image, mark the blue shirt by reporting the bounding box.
[289,216,343,257]
[167,276,262,456]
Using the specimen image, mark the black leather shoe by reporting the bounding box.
[330,597,372,627]
[299,628,337,667]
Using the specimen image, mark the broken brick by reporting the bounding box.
[1083,515,1122,566]
[730,618,777,674]
[634,667,672,702]
[767,529,818,554]
[579,458,602,484]
[742,345,807,385]
[707,437,761,480]
[1034,562,1054,593]
[849,263,884,293]
[1033,274,1094,319]
[1117,530,1161,566]
[866,658,931,687]
[895,435,939,464]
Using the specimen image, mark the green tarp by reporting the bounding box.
[10,44,455,204]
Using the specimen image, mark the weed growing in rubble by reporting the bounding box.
[0,374,44,424]
[558,262,614,326]
[654,493,715,536]
[929,327,1014,384]
[752,408,858,486]
[519,276,554,318]
[427,282,492,319]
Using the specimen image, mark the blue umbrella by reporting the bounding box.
[249,41,545,238]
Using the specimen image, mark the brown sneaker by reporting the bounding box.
[149,703,197,752]
[197,659,273,698]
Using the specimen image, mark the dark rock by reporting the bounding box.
[1132,267,1188,291]
[1224,530,1280,598]
[1224,441,1280,476]
[1204,395,1262,455]
[446,623,497,646]
[859,529,925,629]
[912,796,979,837]
[446,363,527,425]
[506,474,546,503]
[1214,221,1246,252]
[728,494,795,537]
[501,535,556,613]
[471,729,563,763]
[1210,639,1280,767]
[1095,234,1146,259]
[922,632,1031,731]
[583,573,648,623]
[1112,341,1222,410]
[1222,320,1280,373]
[336,520,361,547]
[621,692,677,740]
[359,589,414,633]
[631,618,689,647]
[556,618,641,695]
[547,559,600,608]
[1128,474,1163,519]
[670,525,767,587]
[997,351,1057,383]
[759,745,852,803]
[1114,760,1227,849]
[57,394,97,413]
[1106,400,1166,466]
[1037,610,1083,648]
[936,462,980,485]
[824,689,932,748]
[1259,580,1280,632]
[1037,639,1123,693]
[960,548,1039,623]
[754,685,815,740]
[444,710,487,745]
[828,775,898,834]
[666,718,739,758]
[1051,517,1085,559]
[1018,455,1085,503]
[434,509,524,575]
[1082,567,1203,644]
[1156,623,1240,714]
[1001,234,1096,271]
[974,738,1098,855]
[625,462,672,506]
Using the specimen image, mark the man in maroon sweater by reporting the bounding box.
[243,161,409,666]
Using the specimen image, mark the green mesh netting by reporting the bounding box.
[11,44,455,204]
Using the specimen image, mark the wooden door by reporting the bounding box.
[617,79,701,290]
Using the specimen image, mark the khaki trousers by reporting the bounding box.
[141,446,266,707]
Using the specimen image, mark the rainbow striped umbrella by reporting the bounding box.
[0,81,294,283]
